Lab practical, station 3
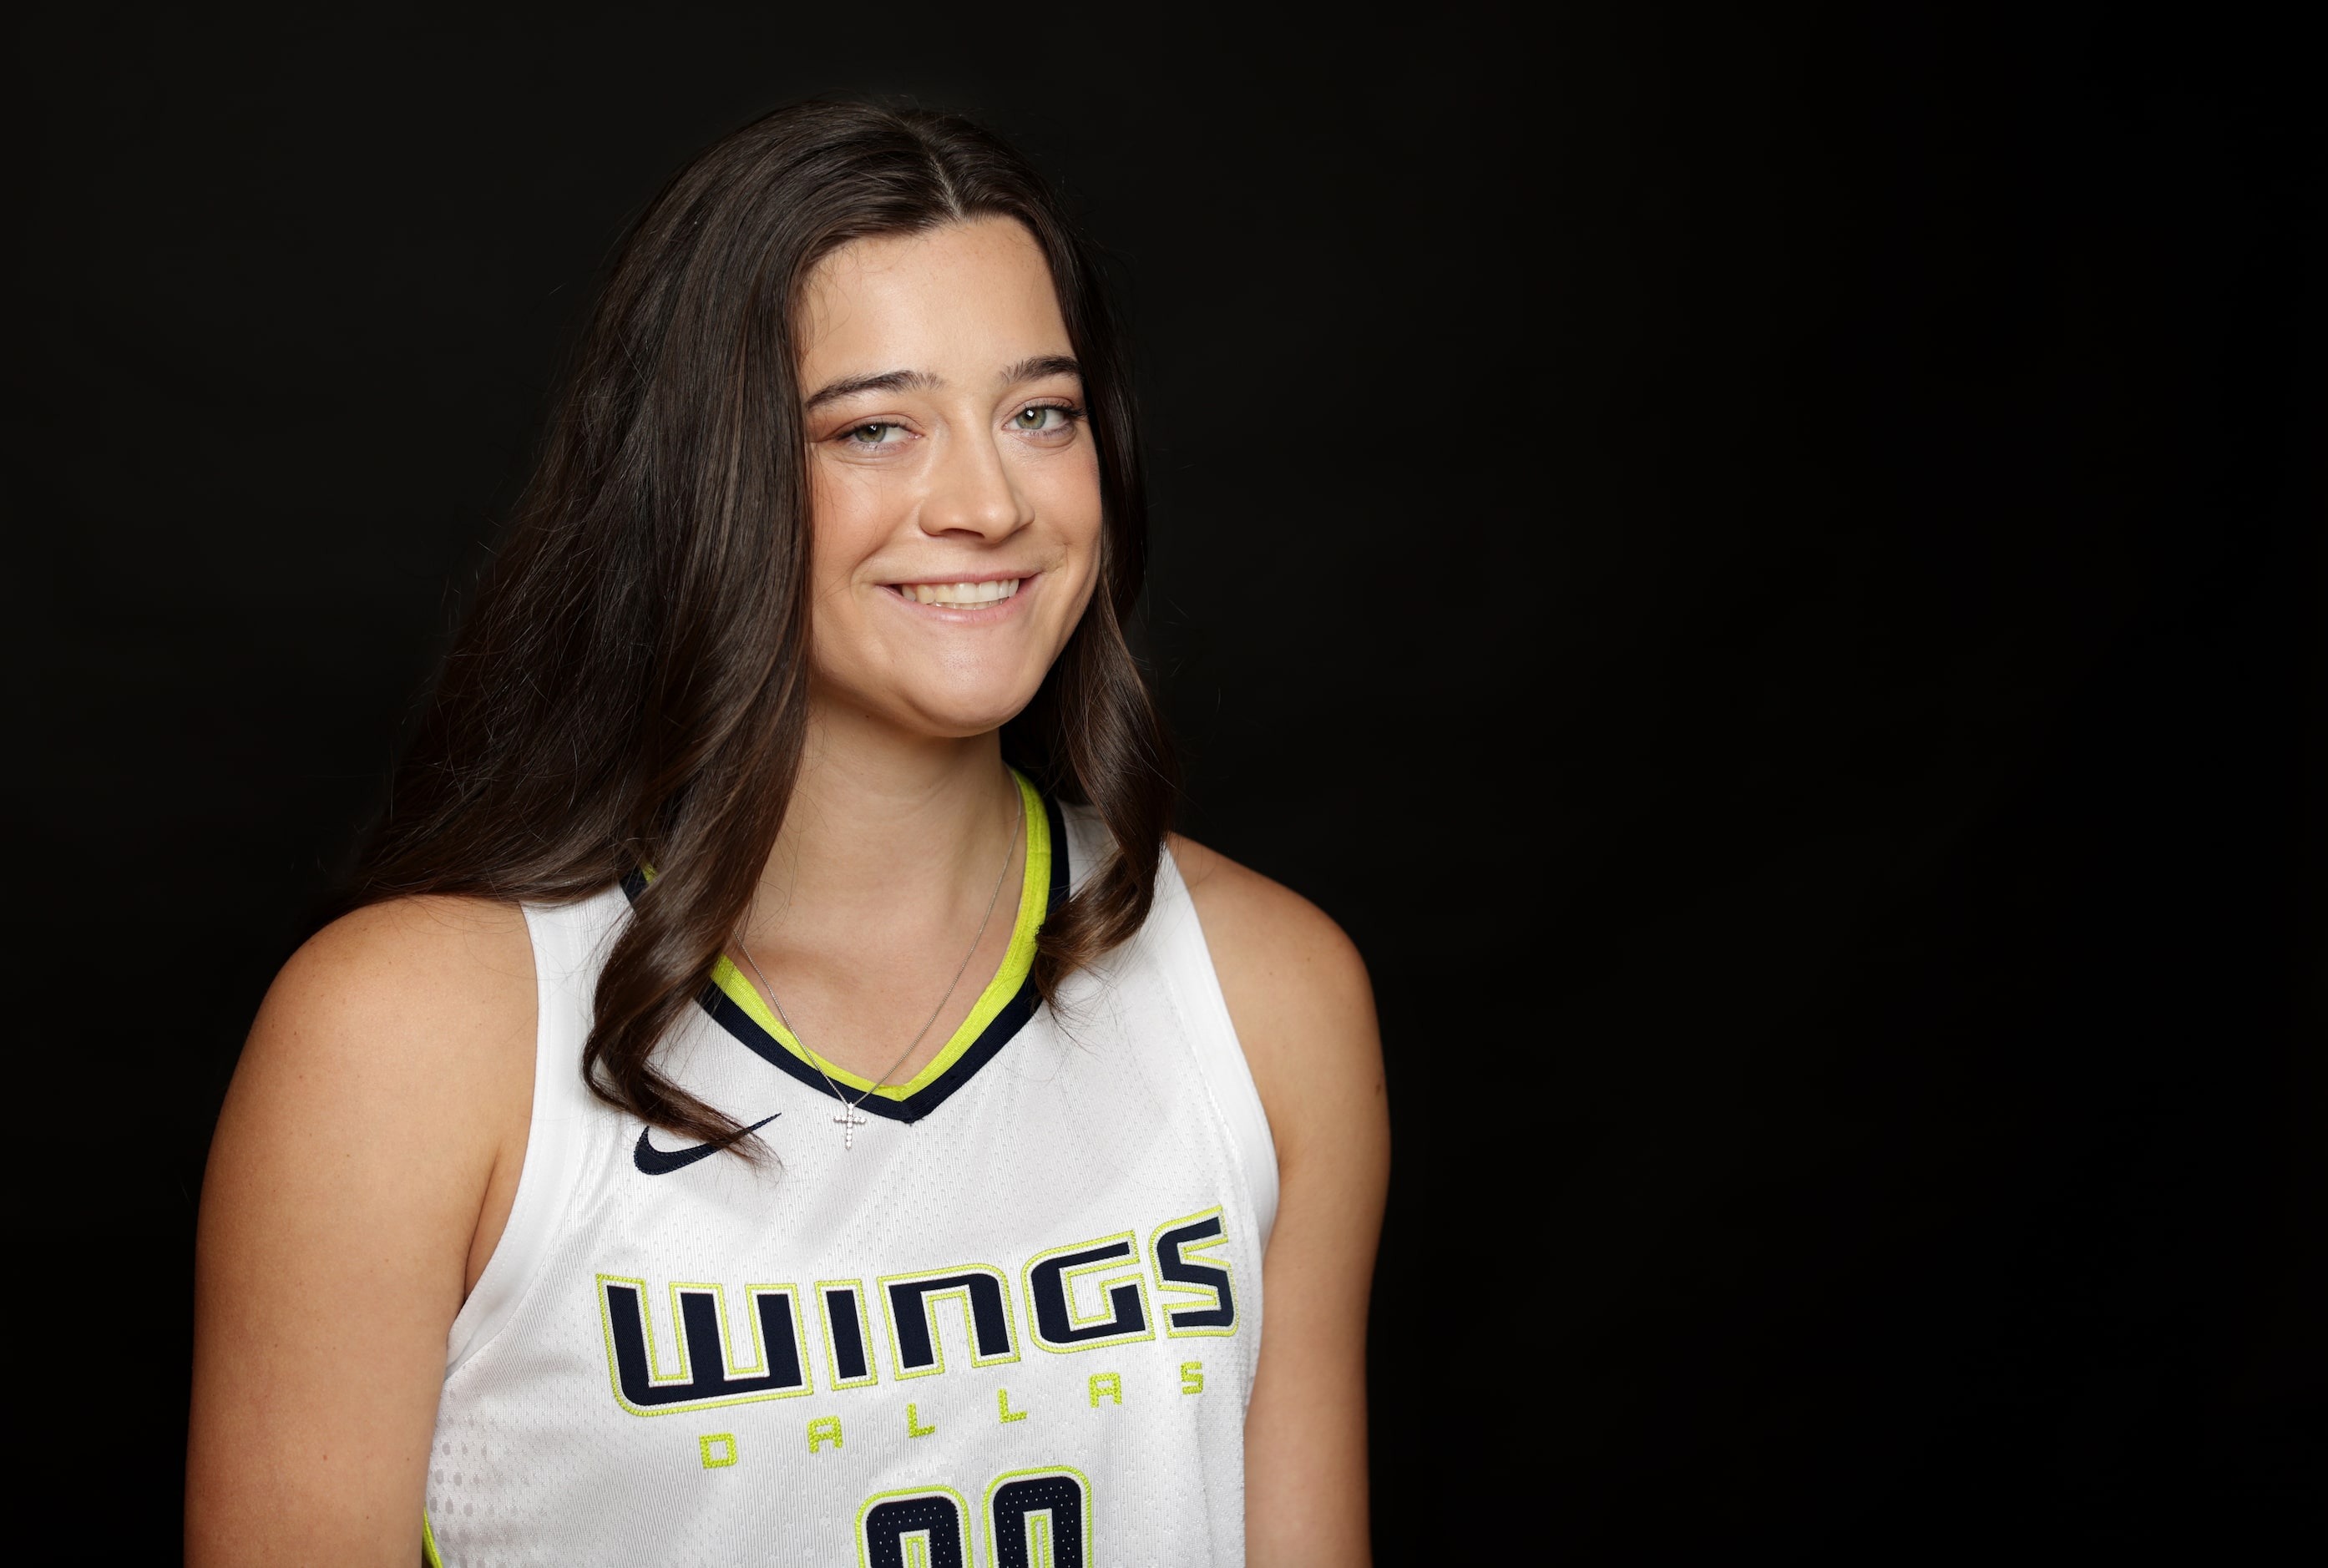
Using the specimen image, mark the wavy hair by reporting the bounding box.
[342,102,1175,1150]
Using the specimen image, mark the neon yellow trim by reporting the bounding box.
[1020,1232,1156,1354]
[815,1278,879,1389]
[592,1274,812,1416]
[876,1262,1023,1378]
[980,1464,1094,1568]
[855,1485,969,1568]
[1149,1208,1240,1339]
[422,1507,445,1567]
[709,768,1050,1101]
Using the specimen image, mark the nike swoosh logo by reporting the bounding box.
[633,1115,779,1176]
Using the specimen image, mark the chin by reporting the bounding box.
[818,644,1062,741]
[835,665,1044,741]
[905,688,1044,740]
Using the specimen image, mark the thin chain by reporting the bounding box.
[736,775,1025,1122]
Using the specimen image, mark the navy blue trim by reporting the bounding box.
[625,792,1071,1125]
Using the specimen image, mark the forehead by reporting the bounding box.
[797,217,1070,379]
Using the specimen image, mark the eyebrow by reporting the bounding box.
[799,356,1083,413]
[1001,354,1082,387]
[801,368,940,413]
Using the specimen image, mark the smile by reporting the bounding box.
[890,578,1022,608]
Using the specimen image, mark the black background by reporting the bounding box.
[13,5,2320,1558]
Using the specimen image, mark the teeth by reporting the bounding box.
[904,579,1020,606]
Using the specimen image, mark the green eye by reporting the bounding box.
[1015,407,1048,428]
[853,422,889,442]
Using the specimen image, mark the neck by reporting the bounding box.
[751,696,1018,938]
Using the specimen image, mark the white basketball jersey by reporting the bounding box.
[423,776,1278,1568]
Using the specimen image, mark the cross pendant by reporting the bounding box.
[833,1102,869,1150]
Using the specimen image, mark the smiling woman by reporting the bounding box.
[798,222,1105,741]
[185,104,1387,1567]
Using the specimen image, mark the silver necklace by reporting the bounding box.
[736,780,1025,1150]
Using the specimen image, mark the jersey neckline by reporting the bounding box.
[629,771,1069,1125]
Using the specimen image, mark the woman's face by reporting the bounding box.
[796,216,1103,741]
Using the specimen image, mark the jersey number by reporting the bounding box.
[858,1467,1090,1568]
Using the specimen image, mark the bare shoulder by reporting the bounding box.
[1167,834,1369,995]
[260,894,534,1042]
[210,895,537,1282]
[240,895,535,1115]
[1166,834,1381,1163]
[190,897,539,1560]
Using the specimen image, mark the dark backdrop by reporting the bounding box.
[13,5,2320,1558]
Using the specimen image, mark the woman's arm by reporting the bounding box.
[185,897,536,1567]
[1173,836,1391,1567]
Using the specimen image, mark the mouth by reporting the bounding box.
[887,577,1024,608]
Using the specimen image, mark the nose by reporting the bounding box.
[915,420,1032,541]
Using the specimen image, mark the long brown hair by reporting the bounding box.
[344,102,1175,1149]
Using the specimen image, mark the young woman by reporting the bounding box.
[186,104,1387,1565]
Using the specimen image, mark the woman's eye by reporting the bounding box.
[842,422,907,448]
[1011,404,1075,432]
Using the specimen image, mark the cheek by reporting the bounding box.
[802,466,893,687]
[807,462,886,591]
[1044,446,1106,569]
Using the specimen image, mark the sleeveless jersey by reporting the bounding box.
[423,778,1278,1568]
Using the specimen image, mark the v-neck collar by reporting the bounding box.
[628,771,1068,1125]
